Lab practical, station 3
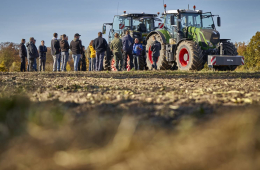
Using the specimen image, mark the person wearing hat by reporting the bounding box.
[70,33,83,71]
[93,32,107,71]
[19,39,27,72]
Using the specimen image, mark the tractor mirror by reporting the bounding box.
[170,15,175,25]
[217,17,221,27]
[102,25,106,34]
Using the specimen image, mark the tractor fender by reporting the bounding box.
[146,31,167,44]
[220,39,231,42]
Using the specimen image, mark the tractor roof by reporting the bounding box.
[163,9,203,14]
[120,13,158,18]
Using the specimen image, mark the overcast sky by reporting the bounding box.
[0,0,259,47]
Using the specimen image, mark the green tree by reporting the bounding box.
[244,32,260,70]
[0,42,20,72]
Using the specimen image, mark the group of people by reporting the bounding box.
[19,31,161,72]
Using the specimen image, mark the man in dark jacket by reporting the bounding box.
[70,33,82,71]
[93,32,107,71]
[33,39,39,71]
[60,34,69,71]
[51,33,60,72]
[57,35,62,71]
[28,37,38,72]
[19,39,27,72]
[150,36,161,70]
[122,30,134,71]
[78,46,86,71]
[39,40,47,71]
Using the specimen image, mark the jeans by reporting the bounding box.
[33,58,37,71]
[52,54,60,71]
[20,57,26,72]
[123,51,133,71]
[88,58,91,71]
[61,52,68,71]
[57,53,61,71]
[29,58,34,72]
[152,56,159,70]
[39,59,46,71]
[91,58,96,71]
[72,54,81,71]
[96,52,104,71]
[133,55,140,70]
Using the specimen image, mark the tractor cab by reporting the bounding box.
[160,8,221,50]
[102,12,162,44]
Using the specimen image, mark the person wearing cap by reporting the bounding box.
[60,34,70,71]
[33,39,39,71]
[38,40,47,71]
[51,33,60,72]
[93,32,107,71]
[110,33,123,71]
[70,33,83,71]
[19,39,27,72]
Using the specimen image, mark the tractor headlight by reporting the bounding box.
[207,41,213,47]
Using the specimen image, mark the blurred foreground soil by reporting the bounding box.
[0,71,260,170]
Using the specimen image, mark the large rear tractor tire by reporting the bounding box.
[146,34,171,70]
[214,41,238,71]
[176,41,204,71]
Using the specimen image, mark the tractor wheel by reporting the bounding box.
[103,47,112,71]
[139,55,146,70]
[175,41,204,71]
[146,34,171,70]
[214,41,238,71]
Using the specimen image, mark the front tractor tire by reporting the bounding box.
[176,41,204,71]
[146,34,171,70]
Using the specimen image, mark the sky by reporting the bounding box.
[0,0,259,47]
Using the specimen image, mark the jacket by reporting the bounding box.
[60,40,69,52]
[19,43,27,58]
[93,36,107,53]
[133,43,143,56]
[81,50,86,59]
[51,37,60,55]
[70,38,82,55]
[27,41,38,59]
[150,40,161,57]
[110,38,123,53]
[122,35,133,52]
[89,45,96,58]
[39,45,47,60]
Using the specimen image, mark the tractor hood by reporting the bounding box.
[200,29,220,45]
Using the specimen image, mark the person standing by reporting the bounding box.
[89,41,96,71]
[70,33,82,71]
[122,30,134,71]
[19,39,27,72]
[132,38,143,70]
[60,34,69,71]
[93,32,107,71]
[38,40,47,71]
[28,37,38,72]
[110,33,123,71]
[33,39,39,71]
[78,46,86,71]
[57,35,62,71]
[150,36,161,70]
[86,41,92,71]
[51,33,60,72]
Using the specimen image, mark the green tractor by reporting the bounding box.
[102,12,162,71]
[146,5,243,71]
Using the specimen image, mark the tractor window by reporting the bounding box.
[113,16,131,31]
[201,13,215,29]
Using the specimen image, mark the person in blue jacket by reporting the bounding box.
[132,38,143,70]
[150,36,161,70]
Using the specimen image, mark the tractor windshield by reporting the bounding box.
[180,12,215,29]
